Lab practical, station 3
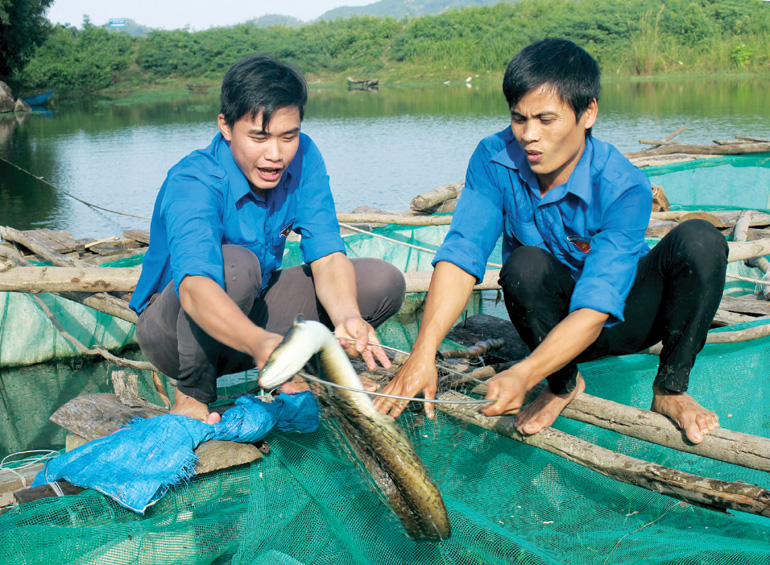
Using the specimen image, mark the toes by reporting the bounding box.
[207,412,222,425]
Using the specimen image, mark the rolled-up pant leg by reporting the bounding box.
[497,219,727,395]
[137,251,406,403]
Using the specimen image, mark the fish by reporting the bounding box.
[259,317,451,542]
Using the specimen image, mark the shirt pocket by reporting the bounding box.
[506,214,544,247]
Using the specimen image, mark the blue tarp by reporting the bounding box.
[32,392,320,513]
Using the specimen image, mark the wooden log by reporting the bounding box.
[625,142,770,160]
[0,463,45,507]
[470,381,770,473]
[404,269,500,293]
[410,182,464,212]
[719,295,770,316]
[728,238,770,263]
[437,390,770,518]
[123,229,150,245]
[638,126,687,149]
[736,135,770,143]
[0,266,140,292]
[14,481,84,505]
[0,226,87,267]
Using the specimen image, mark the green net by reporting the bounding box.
[1,154,769,563]
[1,329,769,564]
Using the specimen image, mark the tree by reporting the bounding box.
[0,0,55,83]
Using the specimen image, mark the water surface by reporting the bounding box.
[1,79,769,239]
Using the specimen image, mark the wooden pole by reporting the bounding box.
[0,266,140,292]
[625,142,770,160]
[437,390,770,518]
[468,382,770,473]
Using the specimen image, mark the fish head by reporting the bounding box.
[257,317,333,390]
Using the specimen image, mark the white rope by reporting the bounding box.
[297,371,496,405]
[726,272,770,286]
[0,450,60,488]
[48,481,65,497]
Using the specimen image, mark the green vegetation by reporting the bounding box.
[12,0,770,95]
[0,0,53,83]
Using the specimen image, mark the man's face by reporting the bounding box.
[510,85,597,194]
[218,106,301,192]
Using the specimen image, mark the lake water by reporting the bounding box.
[1,79,770,239]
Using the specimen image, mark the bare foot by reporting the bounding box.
[171,389,221,424]
[514,374,585,435]
[651,384,718,444]
[280,375,311,394]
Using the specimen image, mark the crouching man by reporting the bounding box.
[130,54,405,423]
[375,38,725,445]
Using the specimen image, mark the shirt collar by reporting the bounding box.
[490,128,596,205]
[213,132,294,203]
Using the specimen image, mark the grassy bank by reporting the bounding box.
[17,0,769,97]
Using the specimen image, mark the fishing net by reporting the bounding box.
[1,154,769,563]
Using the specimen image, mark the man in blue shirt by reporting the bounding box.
[130,54,405,423]
[375,39,726,445]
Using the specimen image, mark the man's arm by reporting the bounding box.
[310,251,390,370]
[179,275,283,368]
[482,307,608,416]
[374,261,477,419]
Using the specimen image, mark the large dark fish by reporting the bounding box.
[259,318,451,541]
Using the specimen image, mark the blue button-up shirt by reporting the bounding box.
[433,128,652,324]
[130,132,345,314]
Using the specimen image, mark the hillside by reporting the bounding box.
[318,0,511,20]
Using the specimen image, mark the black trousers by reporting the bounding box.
[498,219,728,395]
[136,245,406,403]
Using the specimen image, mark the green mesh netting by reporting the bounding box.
[644,153,770,211]
[1,155,769,563]
[1,330,768,564]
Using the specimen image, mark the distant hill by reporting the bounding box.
[318,0,511,20]
[248,14,304,28]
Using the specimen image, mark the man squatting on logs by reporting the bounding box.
[375,38,727,445]
[129,54,406,423]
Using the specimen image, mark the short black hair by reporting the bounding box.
[503,38,600,124]
[219,53,308,128]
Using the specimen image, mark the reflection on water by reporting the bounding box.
[0,80,769,239]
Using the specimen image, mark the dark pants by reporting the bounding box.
[136,245,406,403]
[498,219,728,395]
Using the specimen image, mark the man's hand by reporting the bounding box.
[481,363,535,417]
[373,349,438,419]
[334,315,391,371]
[252,331,285,369]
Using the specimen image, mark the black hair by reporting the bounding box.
[219,53,308,128]
[503,38,600,126]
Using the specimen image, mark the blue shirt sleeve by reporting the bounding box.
[569,180,652,324]
[433,140,504,282]
[294,137,346,263]
[160,170,227,295]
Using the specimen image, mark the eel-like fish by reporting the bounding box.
[259,318,451,541]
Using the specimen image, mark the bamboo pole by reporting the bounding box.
[437,390,770,518]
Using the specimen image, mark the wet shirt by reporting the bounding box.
[433,128,652,324]
[130,132,345,314]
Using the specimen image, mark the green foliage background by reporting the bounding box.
[14,0,770,95]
